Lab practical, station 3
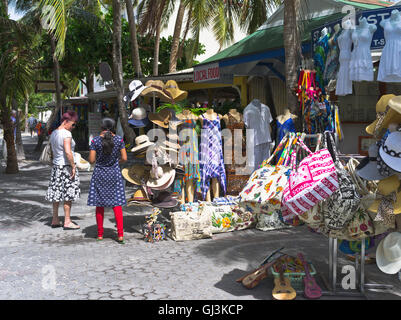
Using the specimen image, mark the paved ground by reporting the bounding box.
[1,133,401,301]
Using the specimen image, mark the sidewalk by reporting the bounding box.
[0,134,401,300]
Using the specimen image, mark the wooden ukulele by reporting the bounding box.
[297,253,322,299]
[272,262,296,300]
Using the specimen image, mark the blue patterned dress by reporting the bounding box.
[87,135,127,207]
[200,115,227,200]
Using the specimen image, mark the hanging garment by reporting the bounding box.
[324,32,340,84]
[349,25,375,82]
[224,113,246,174]
[314,33,330,93]
[200,115,227,200]
[336,28,353,96]
[277,118,296,146]
[378,17,401,82]
[173,119,201,196]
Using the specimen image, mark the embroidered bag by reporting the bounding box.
[281,138,339,221]
[321,132,361,230]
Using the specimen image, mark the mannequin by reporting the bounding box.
[378,10,401,82]
[174,108,200,204]
[199,108,226,201]
[349,17,377,82]
[277,108,297,124]
[222,109,242,126]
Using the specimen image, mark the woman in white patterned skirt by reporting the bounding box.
[45,110,81,230]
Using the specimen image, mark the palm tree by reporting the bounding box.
[112,0,135,146]
[0,17,38,173]
[168,0,185,73]
[283,0,301,119]
[125,0,142,77]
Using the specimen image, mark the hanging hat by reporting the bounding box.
[147,165,176,190]
[389,95,401,115]
[366,94,400,136]
[140,80,174,101]
[163,139,181,150]
[368,174,401,214]
[122,165,150,186]
[356,143,387,181]
[124,80,148,102]
[131,135,155,154]
[379,131,401,173]
[128,107,149,128]
[376,232,401,274]
[151,191,178,208]
[167,132,180,142]
[164,80,188,101]
[148,109,172,129]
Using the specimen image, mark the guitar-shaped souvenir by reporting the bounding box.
[297,253,322,299]
[272,262,296,300]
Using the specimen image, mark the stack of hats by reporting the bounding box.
[122,165,152,207]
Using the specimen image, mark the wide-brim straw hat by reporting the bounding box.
[164,80,188,102]
[148,109,172,129]
[127,188,151,202]
[368,175,401,214]
[122,165,150,186]
[389,95,401,115]
[163,140,181,150]
[379,131,401,173]
[366,94,398,135]
[376,232,401,274]
[131,135,155,154]
[147,166,176,190]
[141,80,174,101]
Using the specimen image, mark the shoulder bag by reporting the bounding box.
[39,143,53,166]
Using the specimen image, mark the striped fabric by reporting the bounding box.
[282,142,339,221]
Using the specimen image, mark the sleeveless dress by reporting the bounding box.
[200,115,227,200]
[349,25,375,82]
[378,18,401,82]
[173,119,201,196]
[314,33,330,92]
[224,113,246,173]
[323,32,340,84]
[87,135,127,207]
[336,28,353,96]
[276,117,296,145]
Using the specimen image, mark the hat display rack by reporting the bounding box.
[123,80,188,210]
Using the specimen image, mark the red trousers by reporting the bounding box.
[96,206,124,238]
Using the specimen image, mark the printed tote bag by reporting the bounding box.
[282,139,339,220]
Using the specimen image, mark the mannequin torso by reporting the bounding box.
[277,109,297,124]
[177,109,198,121]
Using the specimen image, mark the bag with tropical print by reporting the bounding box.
[239,133,295,212]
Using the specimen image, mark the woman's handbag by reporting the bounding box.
[238,134,294,211]
[321,132,361,230]
[281,138,339,221]
[39,143,53,165]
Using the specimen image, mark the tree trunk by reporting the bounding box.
[35,36,62,152]
[264,76,278,143]
[13,100,25,160]
[125,0,143,77]
[112,0,135,147]
[24,97,29,133]
[153,0,167,77]
[87,65,96,111]
[1,96,19,174]
[1,0,7,15]
[169,0,186,73]
[283,0,301,130]
[178,6,192,61]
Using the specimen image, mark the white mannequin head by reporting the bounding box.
[359,16,368,26]
[342,18,353,30]
[391,10,401,21]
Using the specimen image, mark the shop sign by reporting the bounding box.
[35,80,66,93]
[193,63,220,83]
[311,5,401,53]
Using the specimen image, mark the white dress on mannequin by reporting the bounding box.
[336,22,353,96]
[349,18,376,82]
[378,10,401,82]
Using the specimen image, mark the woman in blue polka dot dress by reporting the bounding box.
[88,118,128,243]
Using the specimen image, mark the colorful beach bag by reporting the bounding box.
[282,139,339,221]
[238,134,295,214]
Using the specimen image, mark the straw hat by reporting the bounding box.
[376,232,401,274]
[140,80,173,101]
[131,135,154,154]
[389,95,401,115]
[366,94,399,136]
[356,143,387,181]
[379,131,401,173]
[147,165,176,190]
[368,175,401,214]
[123,80,148,102]
[122,165,150,186]
[128,188,151,202]
[164,80,188,101]
[163,140,181,150]
[148,109,172,128]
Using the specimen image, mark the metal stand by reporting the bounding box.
[320,237,393,297]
